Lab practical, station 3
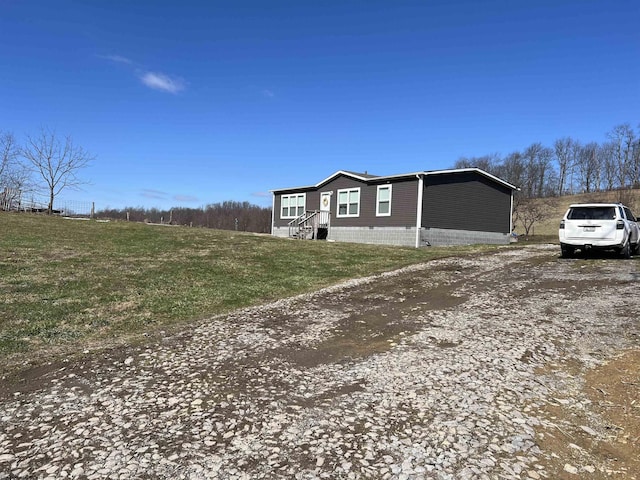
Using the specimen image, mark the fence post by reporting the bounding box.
[91,202,95,219]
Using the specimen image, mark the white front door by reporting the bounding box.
[318,192,332,237]
[320,192,331,212]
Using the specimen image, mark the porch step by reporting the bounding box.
[287,210,331,240]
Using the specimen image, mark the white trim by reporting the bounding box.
[320,191,332,212]
[271,170,372,193]
[336,187,360,218]
[509,191,514,234]
[280,193,306,219]
[376,184,392,217]
[271,193,275,234]
[315,170,372,188]
[415,174,424,248]
[270,167,519,194]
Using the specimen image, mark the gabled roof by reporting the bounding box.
[270,170,375,193]
[316,170,379,186]
[271,168,519,193]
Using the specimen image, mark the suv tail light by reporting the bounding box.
[559,220,565,229]
[616,220,625,229]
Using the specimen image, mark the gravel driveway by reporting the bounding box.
[1,244,639,480]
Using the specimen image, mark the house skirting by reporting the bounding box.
[421,227,510,246]
[272,225,510,247]
[329,227,416,247]
[272,226,291,239]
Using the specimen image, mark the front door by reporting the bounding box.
[318,192,331,240]
[320,192,331,213]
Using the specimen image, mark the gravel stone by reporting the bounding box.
[1,245,638,479]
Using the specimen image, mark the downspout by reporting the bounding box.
[415,174,424,248]
[509,191,514,235]
[271,193,275,235]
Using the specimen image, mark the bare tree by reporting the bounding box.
[453,153,501,174]
[520,143,554,197]
[574,142,600,193]
[607,123,636,188]
[495,151,526,189]
[0,131,32,210]
[631,124,640,187]
[512,194,552,237]
[554,137,577,196]
[1,131,18,184]
[21,129,94,214]
[599,141,617,191]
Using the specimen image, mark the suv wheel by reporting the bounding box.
[620,240,631,259]
[560,244,574,258]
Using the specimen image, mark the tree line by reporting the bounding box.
[97,201,272,233]
[6,122,639,236]
[2,128,271,233]
[452,122,640,199]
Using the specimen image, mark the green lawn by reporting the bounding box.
[0,212,495,369]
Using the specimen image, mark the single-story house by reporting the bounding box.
[271,168,519,248]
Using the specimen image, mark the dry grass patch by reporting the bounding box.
[526,188,640,238]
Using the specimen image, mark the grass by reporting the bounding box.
[0,212,497,370]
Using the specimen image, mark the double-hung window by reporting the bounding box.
[376,185,392,216]
[337,188,360,217]
[281,193,305,219]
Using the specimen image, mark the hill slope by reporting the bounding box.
[521,188,640,237]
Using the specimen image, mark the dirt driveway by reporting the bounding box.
[1,245,639,479]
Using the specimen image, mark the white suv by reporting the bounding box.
[559,203,640,258]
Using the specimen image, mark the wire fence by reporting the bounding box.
[1,188,94,217]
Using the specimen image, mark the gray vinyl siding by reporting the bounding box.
[273,170,514,235]
[273,175,419,228]
[273,191,312,227]
[320,176,371,227]
[372,178,418,226]
[421,172,512,233]
[322,176,418,227]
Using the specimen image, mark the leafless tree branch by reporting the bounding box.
[21,128,94,214]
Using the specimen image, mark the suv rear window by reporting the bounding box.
[567,206,616,220]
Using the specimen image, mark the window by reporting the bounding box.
[281,193,305,219]
[337,188,360,217]
[376,185,392,216]
[624,207,636,221]
[567,207,615,220]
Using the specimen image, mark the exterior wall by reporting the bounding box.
[272,174,419,228]
[421,227,510,246]
[272,170,515,247]
[421,172,512,233]
[328,226,417,247]
[317,176,418,228]
[273,190,314,228]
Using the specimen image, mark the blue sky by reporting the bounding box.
[1,0,639,210]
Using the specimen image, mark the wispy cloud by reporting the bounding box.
[139,72,186,94]
[141,189,169,200]
[100,54,134,65]
[173,194,199,203]
[262,89,275,98]
[99,53,187,94]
